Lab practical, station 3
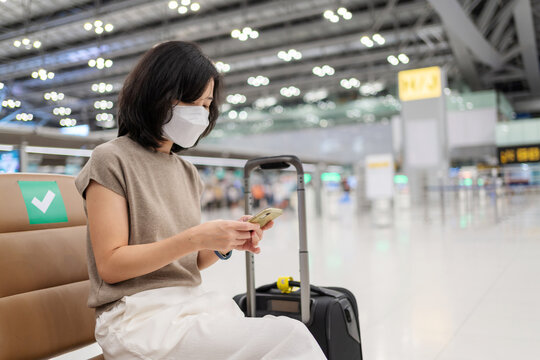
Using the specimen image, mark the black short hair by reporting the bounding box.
[117,41,222,153]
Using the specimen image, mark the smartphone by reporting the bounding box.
[248,207,283,227]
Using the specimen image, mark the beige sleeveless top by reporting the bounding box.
[75,135,204,316]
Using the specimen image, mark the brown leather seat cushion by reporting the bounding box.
[0,173,99,360]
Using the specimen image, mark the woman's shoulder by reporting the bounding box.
[91,136,135,160]
[177,156,198,175]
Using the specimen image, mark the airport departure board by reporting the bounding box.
[498,145,540,164]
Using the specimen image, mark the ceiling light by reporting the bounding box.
[398,53,409,64]
[360,81,384,96]
[13,37,42,50]
[215,61,230,73]
[324,7,351,22]
[360,36,374,48]
[232,27,259,42]
[228,110,238,119]
[340,77,361,89]
[96,113,114,122]
[44,91,65,101]
[94,100,114,110]
[340,79,351,89]
[2,99,21,108]
[247,75,270,87]
[16,113,34,121]
[303,88,328,103]
[60,118,77,127]
[226,93,246,105]
[254,96,277,109]
[387,55,399,66]
[89,57,113,69]
[92,82,113,93]
[312,65,335,77]
[32,68,54,81]
[84,21,113,34]
[372,33,385,45]
[53,107,72,116]
[280,86,301,97]
[169,0,197,14]
[277,49,302,62]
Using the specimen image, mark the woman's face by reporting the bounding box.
[174,78,214,111]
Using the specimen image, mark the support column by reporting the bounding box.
[313,163,324,217]
[19,141,28,173]
[399,66,449,205]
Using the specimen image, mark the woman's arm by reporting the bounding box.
[197,250,220,270]
[86,180,201,284]
[86,180,259,284]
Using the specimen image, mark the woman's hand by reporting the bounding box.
[193,220,260,254]
[236,215,275,254]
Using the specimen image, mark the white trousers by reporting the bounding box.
[95,286,326,360]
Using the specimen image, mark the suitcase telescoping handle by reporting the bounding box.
[244,155,310,324]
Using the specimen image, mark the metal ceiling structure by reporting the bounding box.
[0,0,539,136]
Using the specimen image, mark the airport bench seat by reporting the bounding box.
[0,173,102,360]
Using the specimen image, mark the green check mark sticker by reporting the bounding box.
[18,181,68,224]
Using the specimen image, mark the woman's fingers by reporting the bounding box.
[232,238,247,246]
[234,221,260,232]
[261,220,274,231]
[239,215,253,222]
[254,227,263,238]
[233,240,261,254]
[235,231,253,240]
[250,233,260,247]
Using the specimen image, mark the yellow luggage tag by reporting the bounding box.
[277,276,299,294]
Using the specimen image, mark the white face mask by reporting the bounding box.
[162,105,210,148]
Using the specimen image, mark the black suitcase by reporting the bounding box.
[233,155,363,360]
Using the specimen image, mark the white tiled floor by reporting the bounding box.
[201,190,540,360]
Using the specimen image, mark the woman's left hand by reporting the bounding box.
[235,215,275,254]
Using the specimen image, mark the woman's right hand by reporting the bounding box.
[193,220,261,253]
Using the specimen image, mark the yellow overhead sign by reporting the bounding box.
[498,145,540,164]
[367,161,390,169]
[398,66,442,101]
